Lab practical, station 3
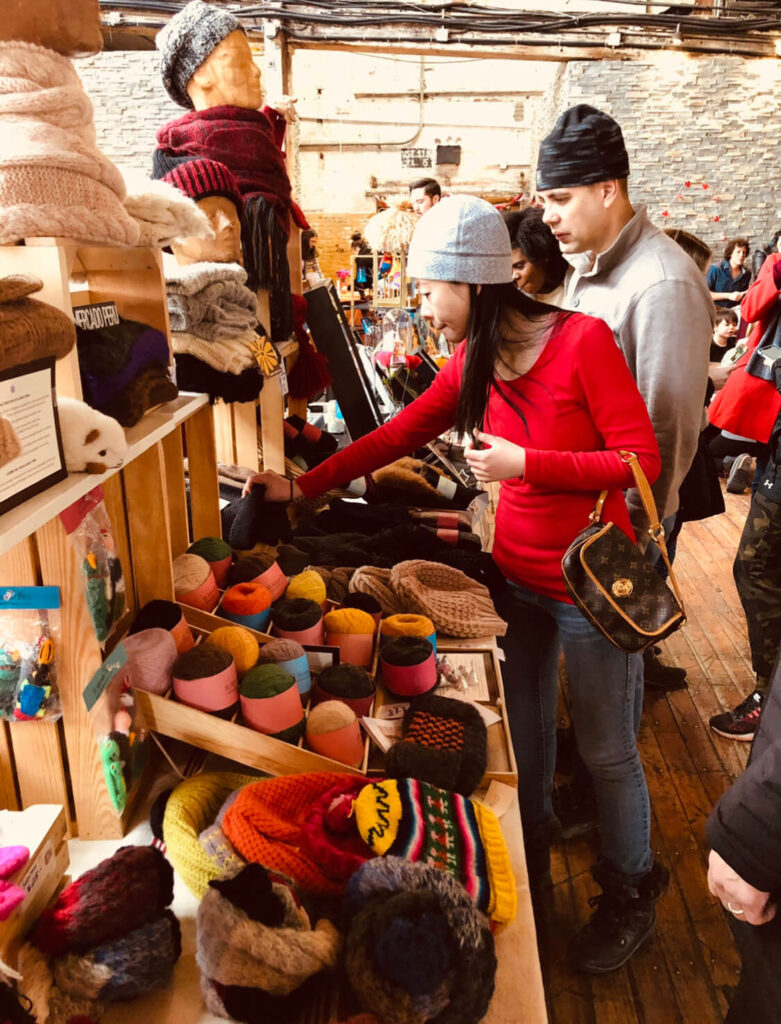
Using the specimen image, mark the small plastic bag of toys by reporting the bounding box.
[60,486,126,645]
[83,642,149,814]
[0,586,62,722]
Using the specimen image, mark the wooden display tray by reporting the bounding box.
[133,605,518,788]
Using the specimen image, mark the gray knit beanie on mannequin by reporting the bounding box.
[157,0,244,108]
[406,195,512,285]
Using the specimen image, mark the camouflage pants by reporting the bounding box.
[733,490,781,695]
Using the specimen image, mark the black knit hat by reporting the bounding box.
[536,104,630,191]
[163,158,243,213]
[385,693,487,796]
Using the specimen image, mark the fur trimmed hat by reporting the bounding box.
[386,694,487,796]
[0,42,139,246]
[343,857,497,1024]
[353,778,516,926]
[157,1,244,109]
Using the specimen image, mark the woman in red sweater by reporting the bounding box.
[247,196,665,972]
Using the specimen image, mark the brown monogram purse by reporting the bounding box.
[561,452,686,653]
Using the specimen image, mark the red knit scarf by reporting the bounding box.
[155,105,307,233]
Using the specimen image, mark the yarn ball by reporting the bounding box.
[173,646,233,680]
[204,627,259,676]
[255,639,306,664]
[188,536,232,562]
[380,614,435,640]
[307,700,356,736]
[381,636,434,666]
[285,570,327,606]
[273,598,322,632]
[240,664,296,699]
[317,664,375,700]
[228,554,277,586]
[173,553,213,593]
[342,592,382,616]
[129,600,184,633]
[323,608,376,635]
[221,582,272,615]
[123,628,177,694]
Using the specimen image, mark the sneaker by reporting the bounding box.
[643,649,687,691]
[553,781,599,839]
[721,455,737,478]
[709,690,764,741]
[726,453,756,494]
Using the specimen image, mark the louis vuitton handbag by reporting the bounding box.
[561,452,686,653]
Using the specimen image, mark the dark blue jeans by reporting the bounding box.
[496,580,652,882]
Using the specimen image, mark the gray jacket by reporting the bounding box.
[564,205,713,532]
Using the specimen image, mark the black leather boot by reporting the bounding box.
[525,816,562,893]
[568,859,669,973]
[643,648,687,691]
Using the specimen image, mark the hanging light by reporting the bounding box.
[672,23,683,46]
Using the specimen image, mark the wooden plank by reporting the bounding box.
[232,401,260,472]
[259,372,286,473]
[76,246,172,340]
[35,517,122,838]
[0,539,71,821]
[161,427,190,557]
[212,402,236,466]
[184,403,222,541]
[123,442,175,607]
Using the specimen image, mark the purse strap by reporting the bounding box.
[589,451,685,611]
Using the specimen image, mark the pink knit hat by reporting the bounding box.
[0,42,140,246]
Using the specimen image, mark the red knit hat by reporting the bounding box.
[163,158,243,214]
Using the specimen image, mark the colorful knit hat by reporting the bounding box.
[0,275,76,373]
[163,771,256,898]
[33,846,174,956]
[300,776,375,884]
[53,911,181,1002]
[197,864,341,997]
[156,0,244,109]
[386,694,487,796]
[343,857,497,1024]
[222,773,370,897]
[353,778,516,926]
[203,625,260,677]
[0,43,140,246]
[164,158,243,213]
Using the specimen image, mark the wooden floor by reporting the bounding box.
[536,488,754,1024]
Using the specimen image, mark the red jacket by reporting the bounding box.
[298,314,660,603]
[708,252,781,444]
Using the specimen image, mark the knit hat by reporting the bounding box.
[98,362,178,428]
[222,773,371,897]
[391,559,507,638]
[33,846,174,956]
[163,771,256,898]
[0,42,140,246]
[156,0,244,108]
[386,694,487,796]
[204,625,260,676]
[76,316,170,409]
[240,664,304,742]
[0,275,76,373]
[197,864,341,996]
[343,857,497,1024]
[536,103,630,191]
[300,776,375,885]
[163,157,243,213]
[53,911,181,1002]
[407,195,512,286]
[353,778,516,926]
[172,645,238,716]
[123,628,178,695]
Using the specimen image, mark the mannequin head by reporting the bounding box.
[186,30,262,111]
[171,195,243,264]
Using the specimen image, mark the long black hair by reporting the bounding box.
[502,207,568,294]
[453,282,569,437]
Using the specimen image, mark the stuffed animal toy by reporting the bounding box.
[57,397,128,474]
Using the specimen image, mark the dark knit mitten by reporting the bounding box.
[227,486,293,548]
[209,864,286,925]
[33,846,174,956]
